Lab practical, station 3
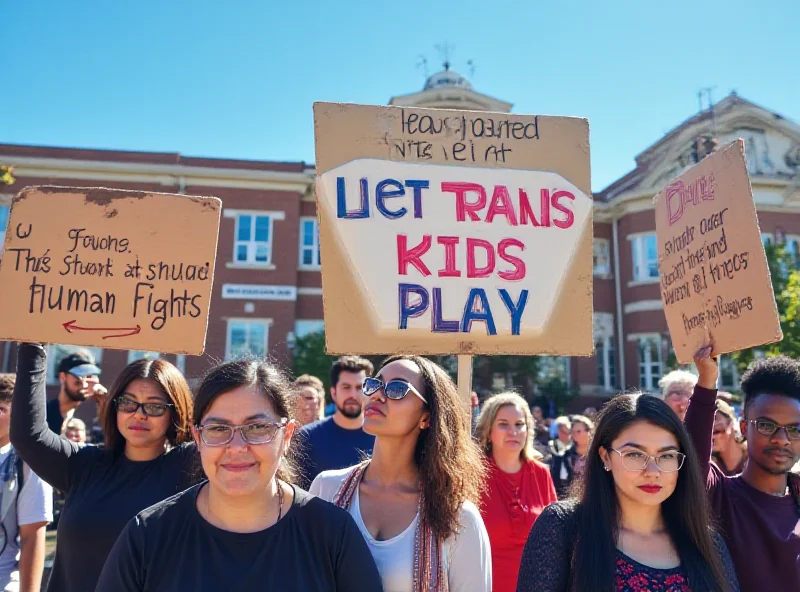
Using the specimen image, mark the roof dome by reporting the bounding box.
[424,65,472,91]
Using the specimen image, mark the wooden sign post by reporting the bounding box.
[313,103,595,408]
[655,140,782,363]
[0,186,222,355]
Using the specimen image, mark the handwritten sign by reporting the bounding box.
[314,102,594,356]
[0,186,222,354]
[655,140,782,363]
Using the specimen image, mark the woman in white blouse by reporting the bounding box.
[311,355,492,592]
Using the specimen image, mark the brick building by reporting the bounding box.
[1,67,799,416]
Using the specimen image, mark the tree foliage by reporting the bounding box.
[730,243,800,371]
[0,165,14,186]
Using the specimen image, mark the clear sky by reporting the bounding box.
[3,0,798,191]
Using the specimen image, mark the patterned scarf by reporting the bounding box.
[333,460,447,592]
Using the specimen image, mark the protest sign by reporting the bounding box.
[0,186,222,355]
[313,102,594,356]
[655,139,782,364]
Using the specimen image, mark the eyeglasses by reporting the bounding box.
[363,377,428,404]
[114,397,174,417]
[197,418,288,446]
[609,448,686,472]
[747,419,800,441]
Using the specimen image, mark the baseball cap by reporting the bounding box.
[57,353,101,378]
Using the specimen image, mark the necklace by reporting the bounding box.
[205,477,285,526]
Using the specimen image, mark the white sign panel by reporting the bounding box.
[221,284,297,301]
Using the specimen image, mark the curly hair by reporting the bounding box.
[380,355,485,540]
[740,355,800,416]
[475,392,537,461]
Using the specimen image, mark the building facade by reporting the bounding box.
[2,68,799,414]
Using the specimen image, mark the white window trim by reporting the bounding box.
[593,238,612,278]
[224,209,286,268]
[628,232,659,285]
[298,216,321,271]
[634,333,663,390]
[597,335,616,391]
[761,232,775,247]
[225,318,273,360]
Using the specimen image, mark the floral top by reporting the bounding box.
[615,553,689,591]
[515,500,740,592]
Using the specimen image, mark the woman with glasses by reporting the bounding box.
[516,393,739,592]
[96,358,382,591]
[10,344,196,592]
[474,393,557,592]
[310,355,492,592]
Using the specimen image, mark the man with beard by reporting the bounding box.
[688,346,800,591]
[297,356,374,489]
[45,352,104,437]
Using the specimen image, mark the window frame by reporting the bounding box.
[636,334,663,390]
[593,238,611,277]
[298,216,321,270]
[225,318,272,360]
[629,233,659,284]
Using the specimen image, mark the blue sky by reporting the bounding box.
[3,0,797,191]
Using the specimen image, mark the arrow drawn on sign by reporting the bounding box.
[62,320,142,340]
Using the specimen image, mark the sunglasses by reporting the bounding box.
[115,397,174,417]
[363,377,428,404]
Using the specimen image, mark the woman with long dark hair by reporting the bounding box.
[475,393,557,592]
[10,344,197,592]
[97,358,382,591]
[516,393,739,592]
[310,355,491,591]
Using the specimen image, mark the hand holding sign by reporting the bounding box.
[655,140,782,364]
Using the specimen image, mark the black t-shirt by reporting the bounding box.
[297,417,375,489]
[10,344,201,592]
[96,483,384,592]
[45,397,64,435]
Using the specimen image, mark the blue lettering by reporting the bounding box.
[498,289,528,336]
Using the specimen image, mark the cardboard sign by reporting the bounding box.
[655,140,782,364]
[0,186,222,355]
[313,102,593,356]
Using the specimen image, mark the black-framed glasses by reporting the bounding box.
[748,418,800,441]
[197,418,288,446]
[114,397,174,417]
[363,377,428,404]
[609,448,686,472]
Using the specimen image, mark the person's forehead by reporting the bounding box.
[337,370,366,383]
[495,405,524,421]
[612,420,679,449]
[748,394,800,422]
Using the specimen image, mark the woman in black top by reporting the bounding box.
[516,393,739,592]
[96,358,383,591]
[10,344,198,592]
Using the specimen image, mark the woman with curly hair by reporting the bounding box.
[475,393,557,592]
[310,355,491,592]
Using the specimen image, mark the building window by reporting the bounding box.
[234,214,273,265]
[128,351,160,364]
[761,233,774,248]
[46,345,104,385]
[596,337,617,390]
[299,217,321,269]
[294,320,325,339]
[226,319,270,360]
[593,239,611,276]
[637,335,662,390]
[631,234,659,282]
[785,235,800,264]
[0,205,9,253]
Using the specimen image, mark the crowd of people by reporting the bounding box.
[0,340,795,591]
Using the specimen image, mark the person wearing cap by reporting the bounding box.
[45,351,106,437]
